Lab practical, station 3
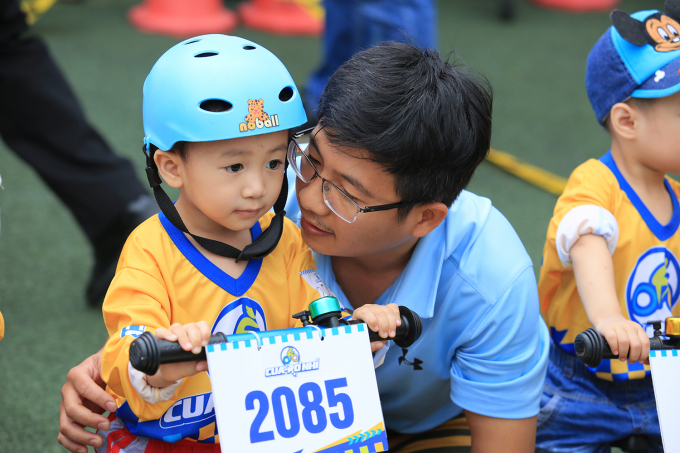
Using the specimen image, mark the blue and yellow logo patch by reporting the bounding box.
[212,297,267,336]
[626,246,680,335]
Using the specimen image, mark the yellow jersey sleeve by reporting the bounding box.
[101,226,176,421]
[0,309,4,341]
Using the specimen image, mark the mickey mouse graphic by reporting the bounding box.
[612,0,680,52]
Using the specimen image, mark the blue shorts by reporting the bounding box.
[535,342,662,453]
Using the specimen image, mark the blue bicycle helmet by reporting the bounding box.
[142,35,307,262]
[143,34,306,150]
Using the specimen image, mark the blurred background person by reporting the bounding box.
[0,0,156,306]
[303,0,437,121]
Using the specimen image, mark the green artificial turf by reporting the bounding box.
[0,0,653,450]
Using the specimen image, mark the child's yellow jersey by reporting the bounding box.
[0,309,4,340]
[102,211,331,444]
[539,151,680,382]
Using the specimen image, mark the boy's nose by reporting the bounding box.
[298,176,331,216]
[242,173,267,199]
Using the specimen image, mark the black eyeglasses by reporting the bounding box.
[287,127,415,223]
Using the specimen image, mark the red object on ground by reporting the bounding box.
[531,0,619,12]
[128,0,237,38]
[238,0,323,37]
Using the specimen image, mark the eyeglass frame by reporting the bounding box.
[287,126,416,223]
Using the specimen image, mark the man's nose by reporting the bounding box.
[298,176,331,215]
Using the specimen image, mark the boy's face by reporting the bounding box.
[176,131,288,234]
[633,90,680,174]
[295,126,418,259]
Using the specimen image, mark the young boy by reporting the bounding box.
[97,35,399,453]
[536,2,680,451]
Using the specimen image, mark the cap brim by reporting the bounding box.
[632,55,680,99]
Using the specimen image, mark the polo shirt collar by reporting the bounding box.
[313,213,449,321]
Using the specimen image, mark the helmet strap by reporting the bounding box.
[143,146,287,262]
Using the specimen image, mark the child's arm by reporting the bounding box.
[571,233,650,363]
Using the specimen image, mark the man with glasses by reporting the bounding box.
[59,42,549,453]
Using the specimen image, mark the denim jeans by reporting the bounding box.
[304,0,437,113]
[535,342,662,453]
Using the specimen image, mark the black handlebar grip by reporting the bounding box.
[574,328,617,367]
[129,331,227,375]
[129,307,423,375]
[357,306,422,348]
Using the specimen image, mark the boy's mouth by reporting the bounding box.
[234,208,261,218]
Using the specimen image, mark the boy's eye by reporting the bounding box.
[226,164,243,173]
[266,160,282,170]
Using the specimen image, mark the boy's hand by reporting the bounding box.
[352,303,401,353]
[595,314,650,363]
[146,321,211,387]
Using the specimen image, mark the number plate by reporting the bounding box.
[650,350,680,452]
[206,324,388,452]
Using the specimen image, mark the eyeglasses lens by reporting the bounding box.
[289,140,316,183]
[322,180,358,223]
[288,134,359,224]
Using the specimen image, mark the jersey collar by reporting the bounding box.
[159,211,263,296]
[600,150,680,241]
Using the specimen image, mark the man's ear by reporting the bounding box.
[154,150,184,189]
[410,202,449,238]
[609,102,639,140]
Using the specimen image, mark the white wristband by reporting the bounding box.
[128,362,182,404]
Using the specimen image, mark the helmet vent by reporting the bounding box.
[243,45,256,50]
[194,51,219,58]
[200,99,232,112]
[184,39,201,45]
[279,86,294,102]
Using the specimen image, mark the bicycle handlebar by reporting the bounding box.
[574,327,678,367]
[129,305,422,375]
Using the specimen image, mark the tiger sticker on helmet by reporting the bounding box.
[239,99,280,132]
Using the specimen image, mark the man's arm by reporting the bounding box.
[465,411,537,453]
[58,347,116,453]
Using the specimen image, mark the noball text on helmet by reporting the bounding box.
[239,99,280,133]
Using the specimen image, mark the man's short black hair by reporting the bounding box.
[317,41,493,221]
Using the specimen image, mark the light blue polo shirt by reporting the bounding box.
[285,171,550,433]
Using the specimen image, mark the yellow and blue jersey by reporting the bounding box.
[539,151,680,382]
[102,211,329,444]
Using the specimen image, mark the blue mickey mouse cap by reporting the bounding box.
[586,1,680,124]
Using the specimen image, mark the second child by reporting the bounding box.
[536,2,680,451]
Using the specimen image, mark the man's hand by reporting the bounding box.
[147,322,210,387]
[465,411,537,453]
[58,350,117,453]
[595,314,650,363]
[352,303,401,352]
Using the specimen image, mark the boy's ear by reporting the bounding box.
[154,150,184,189]
[608,102,639,140]
[409,202,449,238]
